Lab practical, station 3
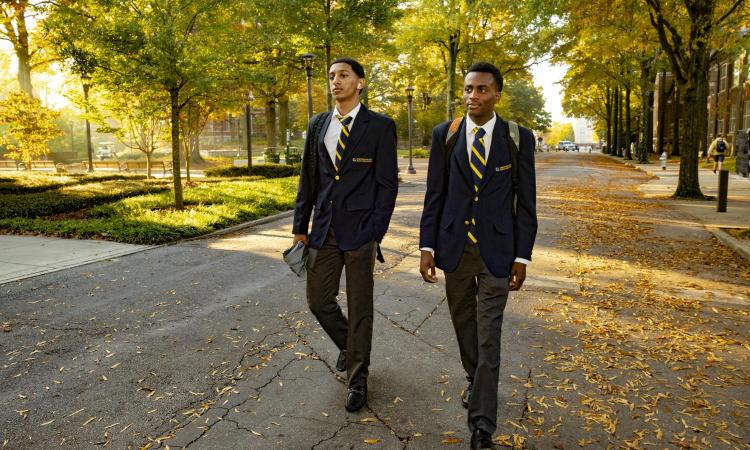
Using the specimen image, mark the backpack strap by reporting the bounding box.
[443,116,464,188]
[308,111,330,203]
[505,120,521,215]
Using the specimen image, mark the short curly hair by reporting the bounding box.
[466,62,503,92]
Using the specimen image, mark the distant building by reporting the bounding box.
[573,118,596,144]
[653,50,749,154]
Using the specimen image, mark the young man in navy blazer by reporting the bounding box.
[292,57,398,412]
[419,62,537,449]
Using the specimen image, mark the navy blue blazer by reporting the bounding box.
[293,104,398,251]
[419,116,537,278]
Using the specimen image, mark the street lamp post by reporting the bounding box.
[406,86,416,174]
[245,91,254,171]
[81,73,93,173]
[301,53,315,122]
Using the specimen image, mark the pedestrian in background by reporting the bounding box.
[708,134,731,173]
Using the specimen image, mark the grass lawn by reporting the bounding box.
[0,175,298,244]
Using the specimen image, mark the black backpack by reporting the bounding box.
[305,112,332,202]
[717,139,727,153]
[443,116,522,213]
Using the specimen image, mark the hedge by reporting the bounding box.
[204,163,300,178]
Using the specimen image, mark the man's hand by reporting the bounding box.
[509,262,527,291]
[293,234,308,247]
[420,250,438,283]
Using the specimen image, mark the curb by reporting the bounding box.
[708,227,750,262]
[1,210,295,285]
[183,210,294,241]
[604,154,750,262]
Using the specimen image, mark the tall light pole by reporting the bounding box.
[301,53,315,122]
[81,73,93,173]
[245,91,254,171]
[406,86,416,174]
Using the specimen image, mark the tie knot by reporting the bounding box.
[473,127,486,139]
[337,115,352,126]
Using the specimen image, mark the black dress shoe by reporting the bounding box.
[345,385,367,412]
[470,429,493,449]
[461,381,473,408]
[335,350,347,372]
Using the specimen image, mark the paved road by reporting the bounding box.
[2,153,748,449]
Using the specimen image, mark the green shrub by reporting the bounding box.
[0,172,147,194]
[204,163,300,178]
[264,148,280,163]
[0,179,169,218]
[413,148,430,158]
[0,177,298,244]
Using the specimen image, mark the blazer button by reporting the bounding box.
[474,196,479,202]
[335,175,340,181]
[464,220,469,225]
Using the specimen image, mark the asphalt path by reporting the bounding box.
[2,153,748,449]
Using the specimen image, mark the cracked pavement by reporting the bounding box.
[2,154,749,449]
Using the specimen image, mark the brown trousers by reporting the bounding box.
[307,228,376,388]
[445,244,510,435]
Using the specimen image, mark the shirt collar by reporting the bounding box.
[466,112,496,136]
[334,103,362,124]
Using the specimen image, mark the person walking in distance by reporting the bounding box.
[419,62,538,449]
[292,57,398,412]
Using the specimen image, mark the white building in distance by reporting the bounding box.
[573,118,597,144]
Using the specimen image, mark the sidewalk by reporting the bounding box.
[605,153,750,260]
[0,235,151,284]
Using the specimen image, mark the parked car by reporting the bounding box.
[558,141,578,152]
[96,142,116,160]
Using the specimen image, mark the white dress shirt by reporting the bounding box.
[421,112,530,266]
[324,103,362,164]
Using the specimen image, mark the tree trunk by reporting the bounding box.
[446,33,459,121]
[279,95,289,146]
[610,84,620,156]
[657,72,666,155]
[605,85,612,154]
[672,84,680,156]
[169,88,184,209]
[641,88,655,163]
[624,84,632,159]
[16,51,33,97]
[713,62,720,136]
[190,136,204,164]
[146,151,152,179]
[265,100,277,149]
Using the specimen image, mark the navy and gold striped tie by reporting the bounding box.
[335,115,353,171]
[467,127,486,244]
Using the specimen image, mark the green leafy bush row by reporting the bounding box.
[204,163,300,178]
[0,177,298,244]
[0,173,147,194]
[0,179,169,219]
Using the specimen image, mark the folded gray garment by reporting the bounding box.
[282,241,308,278]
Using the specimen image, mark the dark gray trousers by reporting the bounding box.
[445,244,510,435]
[307,228,376,388]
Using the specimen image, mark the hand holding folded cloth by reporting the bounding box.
[282,240,308,278]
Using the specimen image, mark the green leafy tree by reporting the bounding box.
[544,121,575,146]
[0,90,62,168]
[643,0,748,197]
[1,1,55,96]
[94,91,169,179]
[498,79,552,132]
[47,0,238,209]
[398,0,560,120]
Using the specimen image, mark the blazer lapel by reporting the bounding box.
[339,104,371,169]
[317,112,336,174]
[452,121,473,188]
[478,117,507,192]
